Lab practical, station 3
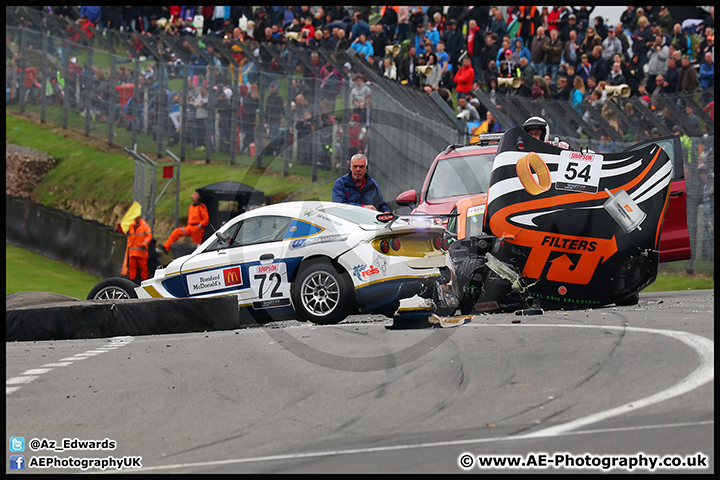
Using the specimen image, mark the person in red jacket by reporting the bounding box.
[453,55,475,96]
[117,215,153,283]
[159,191,209,255]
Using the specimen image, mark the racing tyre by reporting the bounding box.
[292,258,354,325]
[614,292,640,306]
[87,277,139,300]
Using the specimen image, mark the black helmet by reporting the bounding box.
[523,116,549,142]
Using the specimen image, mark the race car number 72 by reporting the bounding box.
[249,262,290,300]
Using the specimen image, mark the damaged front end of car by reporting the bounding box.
[439,126,672,315]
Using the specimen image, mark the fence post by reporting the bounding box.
[84,46,93,136]
[140,153,157,231]
[256,71,265,168]
[40,31,48,123]
[283,70,292,177]
[18,28,26,115]
[131,58,140,147]
[165,149,182,228]
[206,66,215,164]
[107,54,116,146]
[311,74,320,183]
[180,65,188,162]
[229,68,238,165]
[62,41,70,129]
[143,87,149,136]
[156,62,164,157]
[342,77,350,166]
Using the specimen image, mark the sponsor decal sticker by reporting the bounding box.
[289,233,349,249]
[223,267,242,286]
[249,262,290,303]
[352,263,383,282]
[187,269,232,295]
[555,149,603,194]
[467,204,485,217]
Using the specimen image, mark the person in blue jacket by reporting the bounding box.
[79,6,102,26]
[350,34,374,60]
[332,154,390,212]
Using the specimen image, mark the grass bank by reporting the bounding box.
[6,112,335,241]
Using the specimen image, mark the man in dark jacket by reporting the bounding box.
[481,32,501,76]
[589,45,609,84]
[552,75,573,100]
[398,46,419,88]
[379,6,398,41]
[542,29,564,82]
[264,81,285,154]
[663,56,679,93]
[332,154,390,212]
[560,14,580,44]
[677,55,700,91]
[442,19,464,74]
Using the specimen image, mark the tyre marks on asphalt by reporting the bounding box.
[6,336,134,395]
[127,324,713,472]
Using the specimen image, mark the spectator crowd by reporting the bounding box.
[9,5,715,148]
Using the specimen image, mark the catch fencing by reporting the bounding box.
[5,6,713,274]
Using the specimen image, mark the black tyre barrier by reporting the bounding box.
[6,292,242,342]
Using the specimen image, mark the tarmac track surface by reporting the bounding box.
[5,290,714,473]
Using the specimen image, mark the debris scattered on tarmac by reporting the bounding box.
[428,314,474,328]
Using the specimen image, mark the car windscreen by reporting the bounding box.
[318,204,408,227]
[426,154,494,201]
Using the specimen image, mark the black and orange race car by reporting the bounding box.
[439,125,677,315]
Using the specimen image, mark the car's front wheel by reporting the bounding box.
[291,258,354,325]
[87,277,139,300]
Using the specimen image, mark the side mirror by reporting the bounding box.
[215,231,231,245]
[395,189,418,207]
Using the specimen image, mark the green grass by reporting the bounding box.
[643,275,713,292]
[6,112,336,236]
[6,244,101,299]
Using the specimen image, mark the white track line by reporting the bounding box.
[130,420,715,473]
[6,336,134,396]
[130,324,713,472]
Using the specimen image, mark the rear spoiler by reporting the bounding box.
[378,212,459,230]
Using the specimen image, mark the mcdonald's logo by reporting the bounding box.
[223,267,242,286]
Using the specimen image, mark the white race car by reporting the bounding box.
[89,201,449,324]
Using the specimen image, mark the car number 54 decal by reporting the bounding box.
[249,262,291,308]
[555,150,603,194]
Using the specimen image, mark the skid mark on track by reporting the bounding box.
[6,336,134,395]
[128,324,713,472]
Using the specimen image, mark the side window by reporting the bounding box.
[236,216,292,246]
[203,221,242,252]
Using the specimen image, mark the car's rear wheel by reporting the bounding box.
[292,258,354,325]
[87,277,139,300]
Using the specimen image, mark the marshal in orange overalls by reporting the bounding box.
[123,216,152,281]
[162,192,209,252]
